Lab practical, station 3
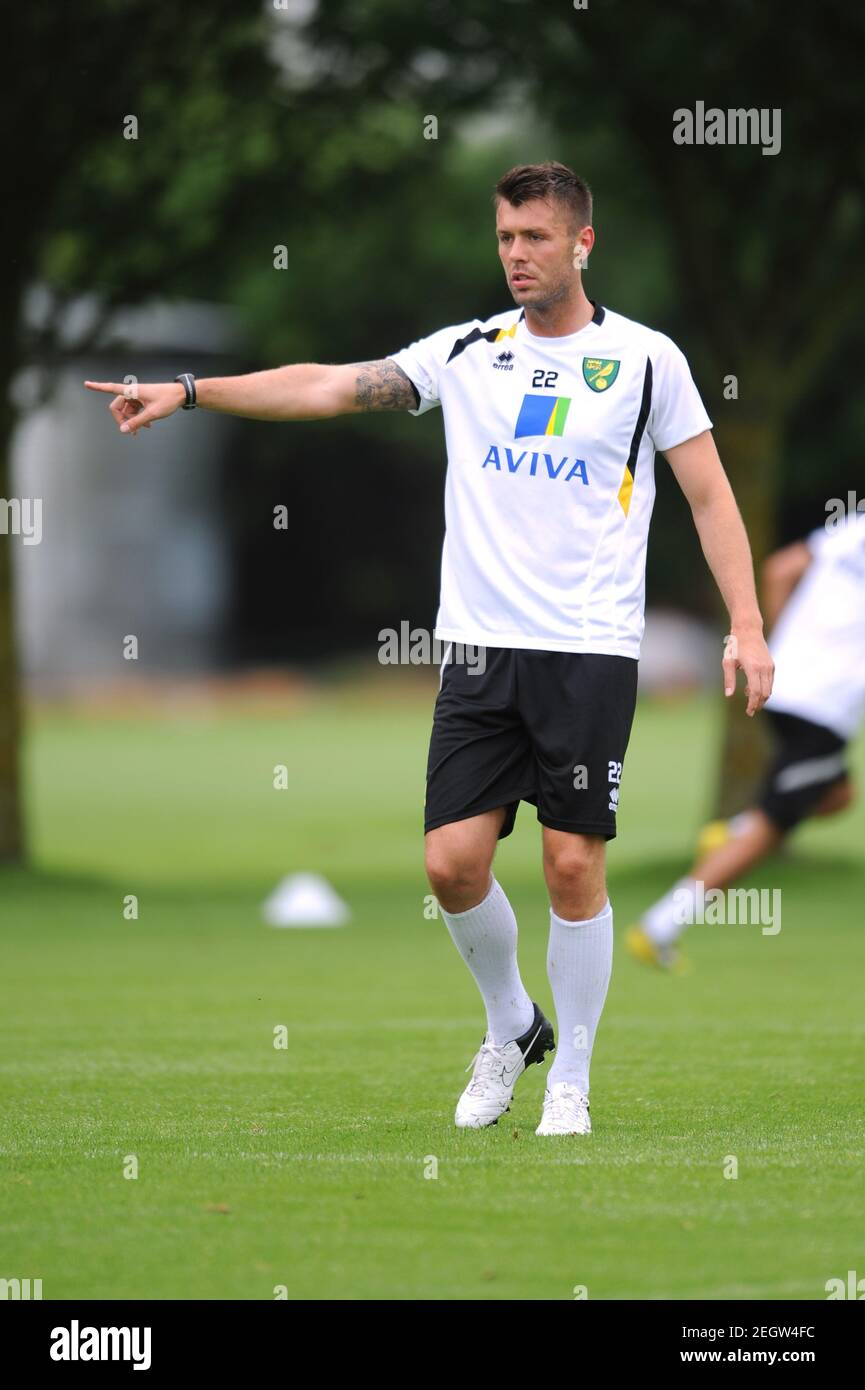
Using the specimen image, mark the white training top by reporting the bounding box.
[766,513,865,740]
[389,303,712,658]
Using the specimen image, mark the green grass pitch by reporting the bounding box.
[1,685,863,1300]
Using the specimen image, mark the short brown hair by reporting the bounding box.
[494,162,592,230]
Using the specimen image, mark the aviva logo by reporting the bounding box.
[482,446,589,484]
[514,394,571,438]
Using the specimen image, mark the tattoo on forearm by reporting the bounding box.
[352,360,419,412]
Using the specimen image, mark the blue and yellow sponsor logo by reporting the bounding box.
[582,358,620,392]
[514,394,572,438]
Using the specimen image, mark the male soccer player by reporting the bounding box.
[629,510,864,969]
[86,162,773,1135]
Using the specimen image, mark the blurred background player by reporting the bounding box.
[628,511,865,969]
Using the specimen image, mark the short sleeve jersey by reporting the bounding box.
[389,302,712,658]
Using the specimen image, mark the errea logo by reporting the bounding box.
[494,349,515,371]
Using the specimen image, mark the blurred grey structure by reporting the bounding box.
[12,294,243,691]
[638,608,720,693]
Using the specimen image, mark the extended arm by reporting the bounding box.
[84,359,418,433]
[664,429,775,716]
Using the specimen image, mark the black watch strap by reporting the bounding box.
[175,373,197,409]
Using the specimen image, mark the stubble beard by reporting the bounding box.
[511,266,575,317]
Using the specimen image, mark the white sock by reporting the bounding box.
[439,877,535,1046]
[642,877,696,946]
[546,899,613,1094]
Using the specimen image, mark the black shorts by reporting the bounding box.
[424,646,639,841]
[758,709,850,832]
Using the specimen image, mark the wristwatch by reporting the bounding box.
[175,373,197,409]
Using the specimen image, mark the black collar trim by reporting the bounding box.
[446,302,604,364]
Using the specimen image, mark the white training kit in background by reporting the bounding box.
[766,513,865,740]
[389,303,712,659]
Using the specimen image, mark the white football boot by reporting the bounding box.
[455,1002,554,1129]
[535,1080,592,1136]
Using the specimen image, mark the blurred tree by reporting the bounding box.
[3,0,510,860]
[0,2,286,861]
